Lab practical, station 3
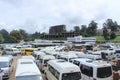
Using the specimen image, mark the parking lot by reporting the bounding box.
[8,55,120,80]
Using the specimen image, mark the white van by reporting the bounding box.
[0,56,13,79]
[5,48,20,56]
[33,51,46,60]
[101,50,116,60]
[21,55,35,61]
[57,52,78,62]
[77,53,101,60]
[15,59,43,80]
[39,55,55,72]
[45,59,81,80]
[72,58,113,80]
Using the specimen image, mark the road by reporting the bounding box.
[9,56,21,80]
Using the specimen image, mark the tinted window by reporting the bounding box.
[80,64,93,77]
[62,72,81,80]
[86,45,93,50]
[44,60,49,66]
[25,50,33,52]
[73,60,80,66]
[116,50,120,53]
[74,46,82,49]
[48,65,60,80]
[97,66,112,78]
[0,62,9,67]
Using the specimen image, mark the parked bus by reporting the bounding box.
[77,53,101,60]
[56,52,78,62]
[39,55,55,72]
[21,55,35,61]
[5,48,20,56]
[0,56,13,79]
[45,59,81,80]
[15,59,43,80]
[21,48,34,55]
[33,51,46,60]
[72,58,113,80]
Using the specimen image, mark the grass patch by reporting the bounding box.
[95,36,120,43]
[111,36,120,42]
[95,36,105,41]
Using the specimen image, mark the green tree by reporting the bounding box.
[31,32,41,39]
[0,34,4,43]
[103,26,109,40]
[104,19,118,31]
[19,29,28,41]
[10,30,23,43]
[87,20,98,36]
[0,29,10,43]
[80,25,87,37]
[74,26,80,33]
[110,32,116,40]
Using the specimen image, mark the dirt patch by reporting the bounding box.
[9,56,21,80]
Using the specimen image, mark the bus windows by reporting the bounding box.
[73,60,80,66]
[97,66,112,78]
[80,64,93,77]
[48,65,60,80]
[62,72,81,80]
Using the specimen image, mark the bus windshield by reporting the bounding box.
[0,62,9,68]
[97,66,112,78]
[25,50,33,52]
[62,72,81,80]
[15,75,41,80]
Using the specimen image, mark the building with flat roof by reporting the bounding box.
[67,35,96,44]
[49,25,66,34]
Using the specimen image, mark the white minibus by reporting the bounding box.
[21,55,35,61]
[33,51,46,59]
[77,53,101,60]
[39,55,55,72]
[72,58,113,80]
[0,56,13,79]
[45,59,81,80]
[15,59,43,80]
[57,52,78,62]
[5,48,20,56]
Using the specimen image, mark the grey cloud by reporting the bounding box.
[0,0,22,7]
[0,0,120,33]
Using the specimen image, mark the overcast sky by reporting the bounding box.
[0,0,120,33]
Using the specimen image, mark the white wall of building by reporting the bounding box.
[67,36,96,43]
